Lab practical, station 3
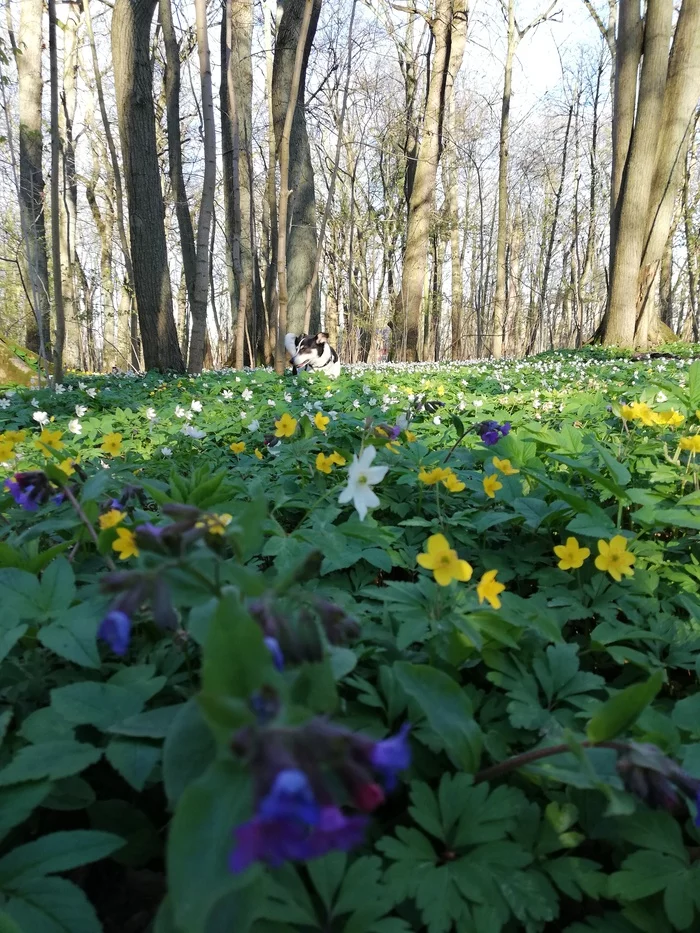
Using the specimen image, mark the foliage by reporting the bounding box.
[1,348,700,932]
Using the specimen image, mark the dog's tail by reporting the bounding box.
[284,333,298,360]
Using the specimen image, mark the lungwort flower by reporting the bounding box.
[98,610,132,656]
[417,533,473,587]
[554,536,590,570]
[595,535,635,581]
[338,445,388,521]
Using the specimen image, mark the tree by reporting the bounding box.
[394,0,468,361]
[112,0,184,372]
[272,0,323,337]
[48,0,65,384]
[15,0,50,358]
[603,0,700,348]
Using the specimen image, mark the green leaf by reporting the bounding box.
[38,605,101,669]
[394,662,482,771]
[38,559,75,615]
[108,704,186,738]
[0,626,27,665]
[105,738,161,791]
[51,682,145,731]
[163,699,216,808]
[0,783,52,842]
[89,800,161,869]
[586,671,664,742]
[2,876,102,933]
[0,831,124,884]
[0,742,101,786]
[167,759,253,933]
[0,570,41,619]
[672,695,700,737]
[202,594,275,702]
[0,912,23,933]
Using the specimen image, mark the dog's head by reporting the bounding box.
[285,332,332,370]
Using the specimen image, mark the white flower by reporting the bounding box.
[68,419,82,435]
[75,404,87,417]
[78,381,87,390]
[242,388,253,402]
[338,446,388,521]
[222,390,233,399]
[55,384,65,394]
[31,397,39,407]
[473,399,484,408]
[267,399,275,406]
[353,399,361,409]
[190,399,202,412]
[240,411,247,420]
[325,391,333,399]
[181,425,205,439]
[0,398,10,409]
[284,392,292,403]
[161,447,173,457]
[433,415,442,425]
[235,376,241,382]
[246,419,260,432]
[329,411,338,420]
[369,398,377,406]
[175,405,187,419]
[146,407,158,421]
[656,391,667,403]
[87,387,97,398]
[33,410,49,426]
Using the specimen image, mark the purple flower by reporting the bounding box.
[4,478,39,511]
[258,769,319,826]
[298,806,368,859]
[98,609,132,655]
[264,636,284,672]
[370,723,411,790]
[481,430,500,446]
[501,422,511,436]
[476,420,510,447]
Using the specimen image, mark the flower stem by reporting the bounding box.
[63,485,117,571]
[473,739,630,785]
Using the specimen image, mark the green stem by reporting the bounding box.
[473,739,629,785]
[63,485,117,571]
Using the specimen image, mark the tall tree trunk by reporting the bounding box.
[262,0,279,363]
[48,0,65,383]
[445,94,463,359]
[683,129,700,341]
[59,0,80,370]
[159,0,198,358]
[272,0,322,337]
[16,0,50,358]
[112,0,184,371]
[395,0,468,361]
[188,0,218,372]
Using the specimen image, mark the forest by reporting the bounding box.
[1,0,698,380]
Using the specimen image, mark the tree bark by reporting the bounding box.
[112,0,184,371]
[395,0,468,361]
[48,0,65,383]
[16,0,50,358]
[272,0,322,337]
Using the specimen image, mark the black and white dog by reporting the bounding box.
[285,332,341,379]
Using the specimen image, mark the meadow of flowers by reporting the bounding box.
[1,345,700,933]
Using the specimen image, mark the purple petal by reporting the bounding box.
[264,636,285,672]
[370,723,411,790]
[258,769,319,826]
[98,610,132,655]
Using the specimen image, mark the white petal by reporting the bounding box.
[365,465,388,485]
[338,485,354,505]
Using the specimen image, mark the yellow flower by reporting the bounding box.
[477,569,506,609]
[35,428,65,455]
[405,430,417,443]
[314,411,330,431]
[629,402,656,426]
[443,472,465,493]
[230,441,246,455]
[696,410,700,421]
[680,435,700,453]
[99,509,125,530]
[417,533,473,587]
[0,440,15,461]
[254,448,263,460]
[197,513,232,536]
[3,430,26,444]
[375,427,388,437]
[653,409,685,427]
[112,527,139,560]
[553,536,590,571]
[274,413,298,438]
[594,535,636,582]
[58,457,80,477]
[329,451,347,466]
[316,452,335,474]
[436,385,445,397]
[101,432,123,456]
[386,441,401,454]
[483,474,503,498]
[418,466,452,485]
[620,404,636,421]
[492,457,519,476]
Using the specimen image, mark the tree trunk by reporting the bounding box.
[48,0,65,383]
[396,0,468,361]
[273,0,316,374]
[272,0,322,337]
[112,0,184,372]
[16,0,51,358]
[445,93,463,359]
[187,0,218,373]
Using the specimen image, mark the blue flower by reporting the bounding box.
[98,610,132,655]
[4,478,39,511]
[259,769,319,825]
[370,723,411,790]
[477,420,510,447]
[264,636,284,671]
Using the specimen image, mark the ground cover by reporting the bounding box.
[1,346,700,933]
